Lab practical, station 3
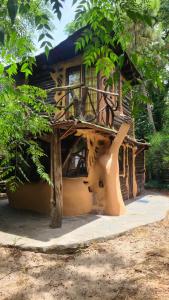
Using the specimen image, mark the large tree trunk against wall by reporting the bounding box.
[99,123,130,215]
[77,121,130,216]
[50,130,63,228]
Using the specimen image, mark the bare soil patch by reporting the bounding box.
[0,215,169,300]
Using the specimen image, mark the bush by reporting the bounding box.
[145,180,169,191]
[146,132,169,183]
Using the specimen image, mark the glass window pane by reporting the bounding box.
[67,68,81,105]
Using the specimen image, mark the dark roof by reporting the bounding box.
[33,27,141,84]
[36,28,83,66]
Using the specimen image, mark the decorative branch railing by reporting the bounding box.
[47,84,120,128]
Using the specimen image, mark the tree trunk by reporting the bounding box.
[50,130,63,228]
[77,121,131,216]
[142,84,156,133]
[102,122,130,215]
[147,104,156,133]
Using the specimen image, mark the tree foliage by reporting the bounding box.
[68,0,168,104]
[0,0,65,190]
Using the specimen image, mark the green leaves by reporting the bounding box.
[0,78,53,190]
[6,63,18,77]
[72,0,78,5]
[0,64,4,76]
[0,0,67,191]
[28,141,51,185]
[139,94,152,104]
[7,0,18,24]
[126,9,153,26]
[20,63,32,78]
[38,33,45,42]
[50,0,64,20]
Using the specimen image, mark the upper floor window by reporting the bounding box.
[85,67,98,114]
[66,66,82,110]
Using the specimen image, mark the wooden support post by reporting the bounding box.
[118,74,123,113]
[81,86,88,116]
[50,130,63,228]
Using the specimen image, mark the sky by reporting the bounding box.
[52,0,77,44]
[36,0,77,54]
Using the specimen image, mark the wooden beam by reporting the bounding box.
[60,125,75,140]
[50,130,63,228]
[83,86,119,96]
[81,86,88,116]
[47,83,84,92]
[47,83,118,96]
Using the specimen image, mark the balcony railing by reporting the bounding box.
[48,83,121,128]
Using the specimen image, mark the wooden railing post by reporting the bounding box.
[81,87,88,116]
[46,84,119,124]
[118,74,123,113]
[50,129,63,228]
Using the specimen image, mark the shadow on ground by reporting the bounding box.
[1,232,168,300]
[0,199,99,242]
[0,191,168,249]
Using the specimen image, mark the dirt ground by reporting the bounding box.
[0,215,169,300]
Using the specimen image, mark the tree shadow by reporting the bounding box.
[1,244,167,300]
[0,199,100,243]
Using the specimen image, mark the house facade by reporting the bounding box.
[8,28,149,227]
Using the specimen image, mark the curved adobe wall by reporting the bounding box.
[7,177,92,216]
[76,123,131,216]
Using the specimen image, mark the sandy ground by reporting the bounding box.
[0,215,169,300]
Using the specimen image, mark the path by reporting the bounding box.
[0,191,168,252]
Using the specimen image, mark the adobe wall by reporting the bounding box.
[7,145,145,217]
[8,181,51,214]
[7,177,92,216]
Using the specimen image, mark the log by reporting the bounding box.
[47,83,84,92]
[50,130,63,228]
[80,87,88,116]
[83,86,119,96]
[47,84,118,96]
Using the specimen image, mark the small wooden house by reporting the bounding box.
[8,28,149,227]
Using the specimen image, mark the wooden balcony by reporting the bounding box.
[48,84,122,129]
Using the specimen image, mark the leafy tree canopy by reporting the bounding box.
[0,0,66,190]
[68,0,168,95]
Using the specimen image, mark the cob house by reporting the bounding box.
[7,28,149,228]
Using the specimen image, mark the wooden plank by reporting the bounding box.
[50,130,63,228]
